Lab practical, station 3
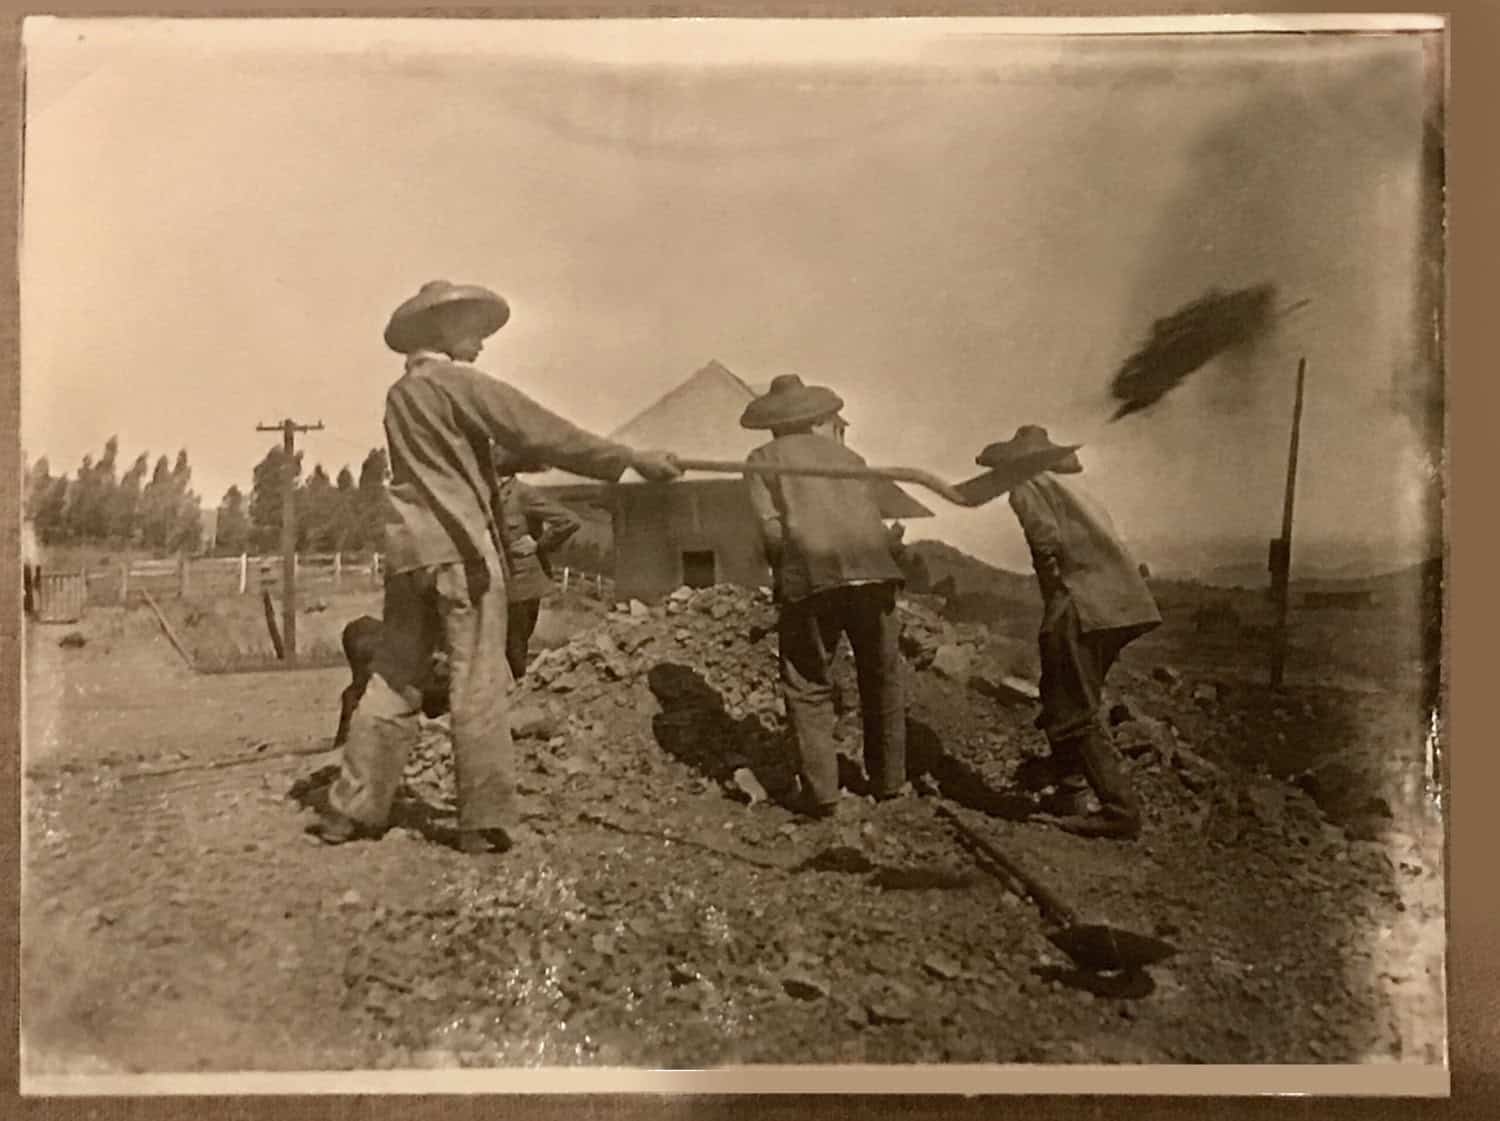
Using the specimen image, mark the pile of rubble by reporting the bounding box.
[403,584,1050,806]
[307,582,1434,1066]
[397,580,1403,867]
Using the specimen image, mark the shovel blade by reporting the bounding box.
[951,469,1016,507]
[1047,923,1178,973]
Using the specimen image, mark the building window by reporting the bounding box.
[682,550,717,589]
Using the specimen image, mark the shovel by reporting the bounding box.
[670,458,1014,508]
[934,802,1177,975]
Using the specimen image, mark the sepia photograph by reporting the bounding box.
[17,14,1448,1094]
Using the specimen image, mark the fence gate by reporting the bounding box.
[35,570,88,624]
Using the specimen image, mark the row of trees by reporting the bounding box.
[26,438,632,572]
[25,438,394,557]
[216,445,391,556]
[27,438,204,553]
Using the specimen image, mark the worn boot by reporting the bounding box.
[307,808,385,846]
[1034,730,1141,840]
[1040,776,1092,818]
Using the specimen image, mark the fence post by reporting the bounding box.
[333,551,342,591]
[119,561,130,607]
[239,553,249,595]
[177,554,189,599]
[562,566,571,594]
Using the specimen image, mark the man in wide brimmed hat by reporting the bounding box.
[312,280,680,854]
[979,426,1161,840]
[742,374,909,818]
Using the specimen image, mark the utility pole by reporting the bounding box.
[1268,358,1306,689]
[255,418,324,665]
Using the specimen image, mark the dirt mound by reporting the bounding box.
[391,582,1390,882]
[398,585,1051,809]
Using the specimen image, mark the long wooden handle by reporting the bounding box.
[673,457,983,508]
[935,803,1080,927]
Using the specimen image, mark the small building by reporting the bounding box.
[533,360,933,602]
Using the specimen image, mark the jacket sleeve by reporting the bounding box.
[1009,481,1063,552]
[442,366,637,483]
[1009,481,1066,591]
[516,483,582,553]
[744,446,784,560]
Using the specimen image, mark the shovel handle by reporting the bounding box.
[673,458,980,508]
[935,803,1080,927]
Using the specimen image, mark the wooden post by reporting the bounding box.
[119,561,130,607]
[262,588,286,661]
[256,417,323,665]
[177,554,189,599]
[562,567,571,594]
[1269,357,1307,689]
[142,591,195,670]
[277,423,300,664]
[239,553,249,595]
[333,551,342,591]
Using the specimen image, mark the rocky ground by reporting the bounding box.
[20,585,1446,1074]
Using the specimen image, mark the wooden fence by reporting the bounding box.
[557,565,614,601]
[34,570,88,623]
[67,552,385,607]
[54,553,615,609]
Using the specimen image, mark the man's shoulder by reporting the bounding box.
[754,433,854,461]
[425,358,491,385]
[746,439,779,462]
[403,354,513,388]
[1008,476,1043,507]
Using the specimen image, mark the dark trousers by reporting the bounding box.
[1037,596,1138,818]
[330,557,515,832]
[779,582,906,808]
[506,599,541,682]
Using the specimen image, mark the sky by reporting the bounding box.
[20,17,1444,575]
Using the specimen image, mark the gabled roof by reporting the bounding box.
[531,360,931,519]
[528,360,759,489]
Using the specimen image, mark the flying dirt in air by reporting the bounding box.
[1108,284,1310,422]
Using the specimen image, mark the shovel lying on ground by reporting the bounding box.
[670,458,1023,509]
[934,802,1177,975]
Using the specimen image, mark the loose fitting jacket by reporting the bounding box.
[381,352,633,576]
[1008,472,1161,637]
[746,433,903,603]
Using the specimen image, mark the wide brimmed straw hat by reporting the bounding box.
[975,425,1083,475]
[384,280,511,355]
[740,374,846,431]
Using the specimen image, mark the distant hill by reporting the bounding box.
[905,538,1037,616]
[1295,560,1435,602]
[1132,534,1438,588]
[1198,557,1438,593]
[909,536,1433,602]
